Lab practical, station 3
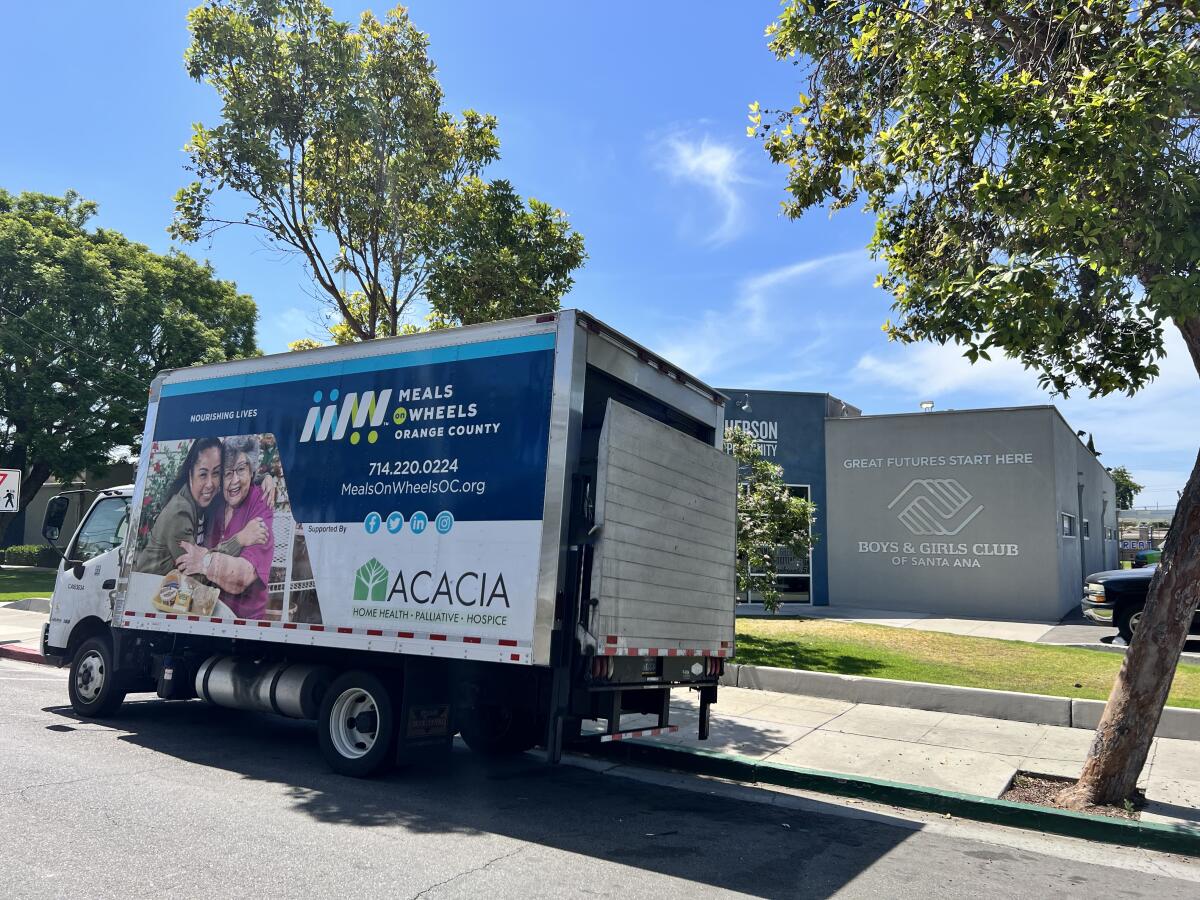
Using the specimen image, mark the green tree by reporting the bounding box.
[726,427,817,612]
[425,178,587,328]
[753,0,1199,808]
[173,0,584,342]
[0,188,257,542]
[1109,466,1145,511]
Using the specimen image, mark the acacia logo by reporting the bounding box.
[301,387,393,444]
[354,558,389,602]
[888,478,984,536]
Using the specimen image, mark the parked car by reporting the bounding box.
[1082,565,1200,643]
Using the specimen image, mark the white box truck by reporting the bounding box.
[39,310,737,775]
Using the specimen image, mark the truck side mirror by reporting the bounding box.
[42,496,70,544]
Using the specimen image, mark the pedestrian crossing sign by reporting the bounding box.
[0,468,20,513]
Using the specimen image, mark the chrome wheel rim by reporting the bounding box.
[329,688,380,760]
[1129,610,1143,634]
[75,650,105,703]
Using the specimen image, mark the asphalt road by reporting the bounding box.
[2,658,1198,899]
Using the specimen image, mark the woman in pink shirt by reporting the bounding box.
[176,435,275,619]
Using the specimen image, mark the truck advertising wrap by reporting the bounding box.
[121,331,558,661]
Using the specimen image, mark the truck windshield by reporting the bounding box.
[71,496,130,562]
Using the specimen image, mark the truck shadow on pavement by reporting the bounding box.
[43,696,916,899]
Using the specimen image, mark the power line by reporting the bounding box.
[0,301,150,390]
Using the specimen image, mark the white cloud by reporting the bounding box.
[654,249,877,381]
[658,134,750,245]
[854,342,1036,398]
[851,329,1200,508]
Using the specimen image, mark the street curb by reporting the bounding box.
[729,664,1200,741]
[0,644,50,666]
[596,740,1200,858]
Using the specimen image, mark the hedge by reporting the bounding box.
[3,544,60,567]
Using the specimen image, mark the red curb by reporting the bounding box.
[0,643,50,666]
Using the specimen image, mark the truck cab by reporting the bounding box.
[41,487,133,668]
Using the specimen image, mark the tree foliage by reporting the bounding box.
[726,427,817,613]
[753,0,1200,809]
[753,0,1199,395]
[0,188,257,539]
[425,178,587,328]
[1109,465,1145,510]
[174,0,585,342]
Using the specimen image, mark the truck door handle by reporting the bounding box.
[102,579,116,590]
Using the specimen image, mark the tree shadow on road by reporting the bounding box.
[43,697,915,899]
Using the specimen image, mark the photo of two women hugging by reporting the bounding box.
[135,434,275,620]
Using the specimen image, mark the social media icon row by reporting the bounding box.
[363,510,454,535]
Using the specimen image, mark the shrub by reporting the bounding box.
[3,544,59,567]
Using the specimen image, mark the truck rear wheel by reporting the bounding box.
[459,703,539,756]
[68,636,126,718]
[317,670,396,777]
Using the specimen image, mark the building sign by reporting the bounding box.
[725,419,779,457]
[844,451,1035,571]
[1119,540,1156,550]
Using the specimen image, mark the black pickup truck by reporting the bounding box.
[1082,565,1200,643]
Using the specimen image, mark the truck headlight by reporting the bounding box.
[1085,583,1107,600]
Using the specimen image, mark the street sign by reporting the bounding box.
[0,468,20,513]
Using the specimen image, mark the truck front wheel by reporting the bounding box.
[317,671,396,777]
[68,636,126,718]
[459,703,539,756]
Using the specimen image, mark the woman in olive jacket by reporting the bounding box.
[135,437,223,576]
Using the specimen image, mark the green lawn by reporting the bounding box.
[736,618,1200,709]
[0,570,56,602]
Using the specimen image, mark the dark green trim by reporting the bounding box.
[596,741,1200,858]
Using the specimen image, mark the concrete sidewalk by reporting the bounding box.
[0,606,45,659]
[634,685,1200,831]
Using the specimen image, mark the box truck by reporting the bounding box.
[39,310,737,775]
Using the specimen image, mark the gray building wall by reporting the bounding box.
[825,407,1114,622]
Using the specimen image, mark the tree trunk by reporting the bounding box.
[1056,317,1200,809]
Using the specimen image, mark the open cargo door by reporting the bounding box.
[587,399,737,656]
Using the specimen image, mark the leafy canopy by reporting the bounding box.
[753,0,1200,395]
[726,427,817,612]
[0,188,257,512]
[174,0,585,342]
[1109,465,1145,510]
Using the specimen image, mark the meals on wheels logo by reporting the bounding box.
[887,478,985,537]
[301,388,393,444]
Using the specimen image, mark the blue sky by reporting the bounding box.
[1,2,1194,506]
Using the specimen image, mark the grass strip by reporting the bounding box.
[736,618,1200,709]
[0,570,56,602]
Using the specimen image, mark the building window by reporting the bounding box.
[744,483,812,604]
[1082,519,1090,539]
[1061,513,1077,537]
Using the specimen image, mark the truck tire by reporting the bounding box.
[317,670,396,777]
[1117,605,1144,645]
[459,703,539,756]
[68,636,126,718]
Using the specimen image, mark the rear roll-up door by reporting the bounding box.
[588,399,737,655]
